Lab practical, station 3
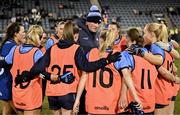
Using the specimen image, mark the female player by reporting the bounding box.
[108,22,127,51]
[0,25,44,114]
[0,22,25,114]
[46,21,65,50]
[151,24,180,114]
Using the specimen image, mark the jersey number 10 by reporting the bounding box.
[92,67,113,88]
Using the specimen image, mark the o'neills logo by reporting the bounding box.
[16,102,26,106]
[95,106,109,110]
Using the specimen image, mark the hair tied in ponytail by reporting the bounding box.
[159,24,163,31]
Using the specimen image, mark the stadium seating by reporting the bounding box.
[99,0,180,29]
[0,0,180,32]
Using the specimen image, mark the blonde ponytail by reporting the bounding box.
[26,25,43,46]
[99,29,116,57]
[158,24,168,43]
[146,23,168,43]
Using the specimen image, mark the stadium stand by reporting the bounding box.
[99,0,180,29]
[0,0,180,31]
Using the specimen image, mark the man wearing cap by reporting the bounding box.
[75,5,102,49]
[73,5,102,114]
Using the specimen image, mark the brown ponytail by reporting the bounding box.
[63,21,79,41]
[127,28,144,47]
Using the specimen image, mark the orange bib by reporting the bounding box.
[128,55,158,113]
[85,48,121,114]
[113,36,127,52]
[155,51,174,105]
[11,46,42,110]
[46,44,80,96]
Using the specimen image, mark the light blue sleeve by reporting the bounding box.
[34,49,43,63]
[5,45,17,64]
[45,38,54,50]
[114,51,131,70]
[151,44,165,58]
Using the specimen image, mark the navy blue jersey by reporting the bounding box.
[0,39,16,100]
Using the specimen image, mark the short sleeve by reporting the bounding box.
[34,49,43,63]
[151,44,165,58]
[114,51,131,70]
[5,45,17,64]
[45,38,54,50]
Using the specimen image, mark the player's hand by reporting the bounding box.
[73,100,80,114]
[50,74,60,84]
[134,97,143,110]
[106,52,121,64]
[174,76,180,84]
[125,101,144,115]
[118,94,128,109]
[50,71,75,84]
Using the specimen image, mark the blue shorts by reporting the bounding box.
[48,93,76,110]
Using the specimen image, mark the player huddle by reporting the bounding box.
[0,5,180,115]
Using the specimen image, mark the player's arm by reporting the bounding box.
[155,41,180,59]
[121,68,141,106]
[143,44,165,65]
[15,48,52,82]
[132,45,163,65]
[166,46,180,59]
[29,48,69,82]
[29,48,51,77]
[172,63,177,74]
[75,46,120,72]
[118,78,128,109]
[73,72,88,113]
[157,66,180,84]
[143,53,163,65]
[169,48,180,59]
